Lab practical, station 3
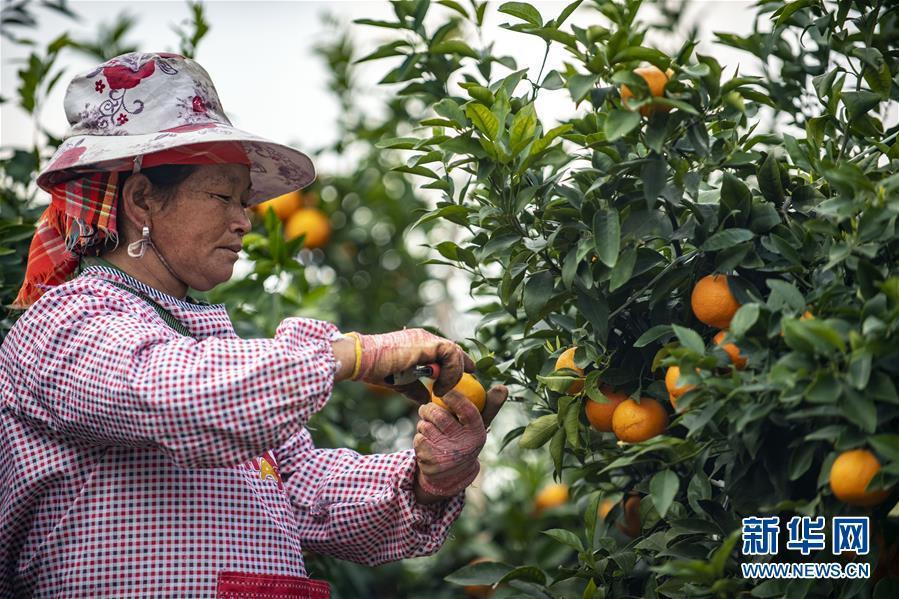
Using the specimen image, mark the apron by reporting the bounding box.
[84,258,331,599]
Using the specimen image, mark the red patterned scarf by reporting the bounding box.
[13,142,251,308]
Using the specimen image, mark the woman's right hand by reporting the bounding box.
[346,329,476,404]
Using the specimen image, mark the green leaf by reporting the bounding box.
[564,398,581,449]
[434,98,468,126]
[672,324,705,355]
[603,109,641,141]
[611,46,670,69]
[650,469,679,518]
[843,388,877,433]
[842,90,882,121]
[610,247,636,291]
[465,104,499,139]
[445,561,513,586]
[568,72,598,103]
[519,414,559,449]
[542,528,584,552]
[509,103,538,155]
[788,443,817,480]
[593,208,620,268]
[523,270,554,320]
[730,304,759,337]
[634,325,672,348]
[702,228,754,251]
[497,565,547,585]
[869,435,899,462]
[758,153,785,206]
[766,279,806,312]
[773,0,815,27]
[430,39,479,59]
[498,2,543,26]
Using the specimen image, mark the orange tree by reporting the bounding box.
[359,0,899,596]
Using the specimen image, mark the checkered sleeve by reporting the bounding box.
[5,288,340,469]
[276,428,465,565]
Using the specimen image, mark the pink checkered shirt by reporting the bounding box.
[0,264,463,597]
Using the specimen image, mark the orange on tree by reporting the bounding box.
[598,498,615,520]
[585,386,627,432]
[829,449,891,506]
[284,208,331,248]
[713,331,747,370]
[535,483,569,512]
[616,494,642,538]
[665,366,695,408]
[620,65,674,117]
[430,373,486,413]
[554,347,585,394]
[691,274,741,329]
[254,190,303,222]
[611,397,669,442]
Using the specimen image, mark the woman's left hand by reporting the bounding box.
[412,385,508,503]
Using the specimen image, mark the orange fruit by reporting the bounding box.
[554,347,585,394]
[254,190,302,221]
[598,498,615,520]
[665,366,695,408]
[713,331,747,369]
[284,208,331,248]
[430,373,486,412]
[620,66,674,117]
[616,494,642,537]
[611,397,669,443]
[585,386,627,432]
[535,483,569,512]
[801,310,814,320]
[691,274,741,329]
[829,449,891,506]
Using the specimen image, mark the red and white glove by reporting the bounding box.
[347,328,475,403]
[414,385,508,498]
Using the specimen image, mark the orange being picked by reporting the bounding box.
[254,190,302,221]
[713,331,747,369]
[430,373,486,413]
[585,386,627,432]
[535,483,569,512]
[611,397,669,443]
[620,66,674,117]
[665,366,695,408]
[554,347,585,394]
[284,208,331,248]
[829,449,891,507]
[691,274,741,329]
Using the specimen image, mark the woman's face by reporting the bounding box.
[152,163,252,291]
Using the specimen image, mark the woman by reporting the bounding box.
[0,52,507,598]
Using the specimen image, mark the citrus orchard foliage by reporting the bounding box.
[359,0,899,596]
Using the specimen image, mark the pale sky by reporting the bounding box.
[2,0,756,174]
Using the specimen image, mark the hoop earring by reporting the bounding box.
[127,225,150,258]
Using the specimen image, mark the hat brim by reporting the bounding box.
[36,123,315,205]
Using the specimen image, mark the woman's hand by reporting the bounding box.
[343,329,476,404]
[413,384,508,503]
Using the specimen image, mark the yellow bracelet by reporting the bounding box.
[345,332,363,380]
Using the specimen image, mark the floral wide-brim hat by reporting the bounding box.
[36,52,315,205]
